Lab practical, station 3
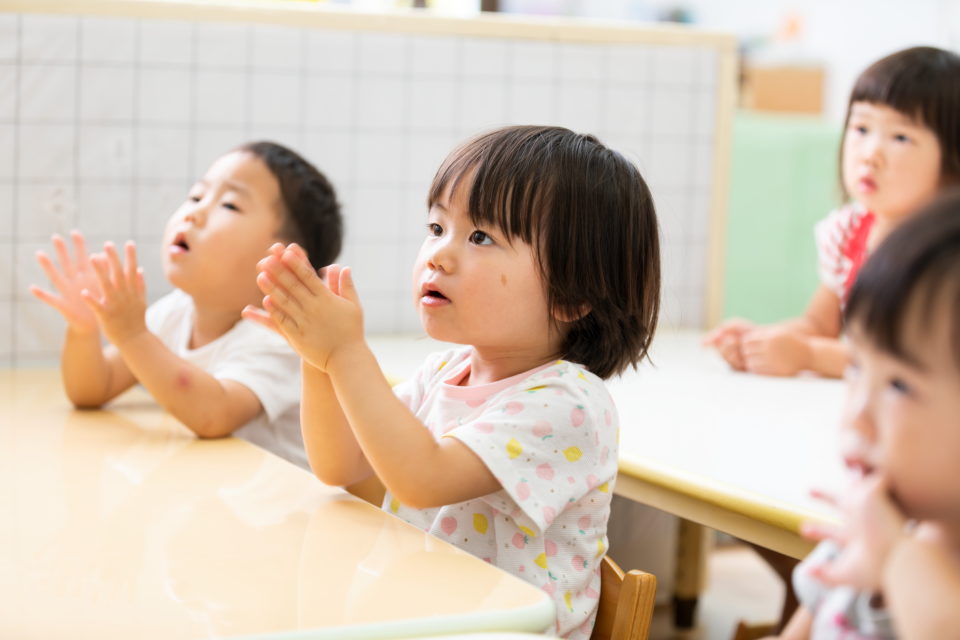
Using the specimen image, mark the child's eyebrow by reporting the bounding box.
[223,180,250,195]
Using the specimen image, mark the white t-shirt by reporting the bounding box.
[388,347,619,639]
[145,289,306,469]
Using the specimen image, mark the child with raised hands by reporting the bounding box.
[243,125,661,638]
[767,190,960,639]
[30,141,342,469]
[705,46,960,378]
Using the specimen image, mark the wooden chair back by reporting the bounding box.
[590,555,658,640]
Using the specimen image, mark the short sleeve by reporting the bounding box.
[145,289,189,342]
[207,323,301,422]
[393,348,468,413]
[447,368,616,534]
[814,207,849,299]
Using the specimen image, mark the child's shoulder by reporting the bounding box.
[816,202,872,237]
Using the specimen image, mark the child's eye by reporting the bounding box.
[469,230,493,245]
[188,194,202,203]
[855,125,868,135]
[888,377,911,395]
[893,133,911,144]
[426,222,443,237]
[222,202,241,212]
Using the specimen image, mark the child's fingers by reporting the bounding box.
[807,561,848,588]
[286,243,309,262]
[800,520,843,543]
[35,251,69,293]
[280,247,323,296]
[71,230,90,266]
[241,304,279,333]
[325,264,342,295]
[135,268,146,297]
[52,234,76,278]
[263,295,299,333]
[79,287,106,316]
[89,254,114,296]
[102,242,124,290]
[717,335,745,370]
[123,241,138,285]
[809,488,839,506]
[29,285,71,316]
[256,271,301,315]
[338,266,361,305]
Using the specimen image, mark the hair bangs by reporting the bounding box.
[427,129,556,248]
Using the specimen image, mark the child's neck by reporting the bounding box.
[463,345,558,386]
[188,299,243,349]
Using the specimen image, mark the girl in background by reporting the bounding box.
[706,46,960,378]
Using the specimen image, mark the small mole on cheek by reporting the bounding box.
[501,274,507,286]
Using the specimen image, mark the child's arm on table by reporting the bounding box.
[30,231,136,407]
[83,242,263,438]
[253,246,501,509]
[740,285,849,377]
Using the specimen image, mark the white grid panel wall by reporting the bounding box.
[0,12,719,366]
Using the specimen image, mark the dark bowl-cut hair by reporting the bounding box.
[238,141,342,270]
[845,188,960,369]
[428,125,661,379]
[840,46,960,196]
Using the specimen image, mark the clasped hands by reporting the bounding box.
[242,243,364,373]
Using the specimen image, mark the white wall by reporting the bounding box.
[502,0,960,122]
[0,7,731,366]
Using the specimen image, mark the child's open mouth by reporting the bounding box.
[170,232,190,254]
[420,283,450,306]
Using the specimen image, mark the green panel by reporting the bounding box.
[723,111,843,323]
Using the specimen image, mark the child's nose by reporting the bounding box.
[426,239,454,273]
[842,381,876,441]
[861,136,883,166]
[184,202,208,226]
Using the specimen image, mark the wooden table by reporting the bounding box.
[0,370,554,639]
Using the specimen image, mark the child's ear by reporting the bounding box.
[553,303,590,323]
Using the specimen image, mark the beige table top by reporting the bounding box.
[0,369,554,639]
[367,332,848,560]
[606,331,847,558]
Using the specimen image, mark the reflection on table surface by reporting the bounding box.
[0,370,553,639]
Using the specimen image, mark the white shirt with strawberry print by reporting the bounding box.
[386,346,619,638]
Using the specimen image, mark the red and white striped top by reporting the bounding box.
[814,204,876,306]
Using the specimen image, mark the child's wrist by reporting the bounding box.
[110,324,150,350]
[326,340,371,378]
[67,323,99,339]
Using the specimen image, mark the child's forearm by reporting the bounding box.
[327,343,484,508]
[885,537,960,639]
[60,327,130,407]
[805,336,850,378]
[300,361,373,486]
[115,331,258,438]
